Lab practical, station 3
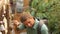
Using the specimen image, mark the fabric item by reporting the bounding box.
[0,25,5,31]
[16,0,23,12]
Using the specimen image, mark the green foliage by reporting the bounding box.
[29,0,60,34]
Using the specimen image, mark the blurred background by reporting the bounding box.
[0,0,60,34]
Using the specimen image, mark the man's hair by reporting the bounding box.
[20,12,33,23]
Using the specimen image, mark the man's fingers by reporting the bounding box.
[12,20,19,25]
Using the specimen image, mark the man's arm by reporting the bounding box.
[17,23,26,30]
[13,20,26,30]
[41,24,48,34]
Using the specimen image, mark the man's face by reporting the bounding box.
[23,18,34,28]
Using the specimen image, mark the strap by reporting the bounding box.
[37,20,43,34]
[37,23,41,34]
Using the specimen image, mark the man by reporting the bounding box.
[13,12,48,34]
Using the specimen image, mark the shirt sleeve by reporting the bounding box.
[17,23,26,30]
[41,24,48,34]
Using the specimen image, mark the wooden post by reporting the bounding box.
[4,0,11,34]
[0,0,4,21]
[5,5,10,34]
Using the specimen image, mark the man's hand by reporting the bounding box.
[12,20,20,26]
